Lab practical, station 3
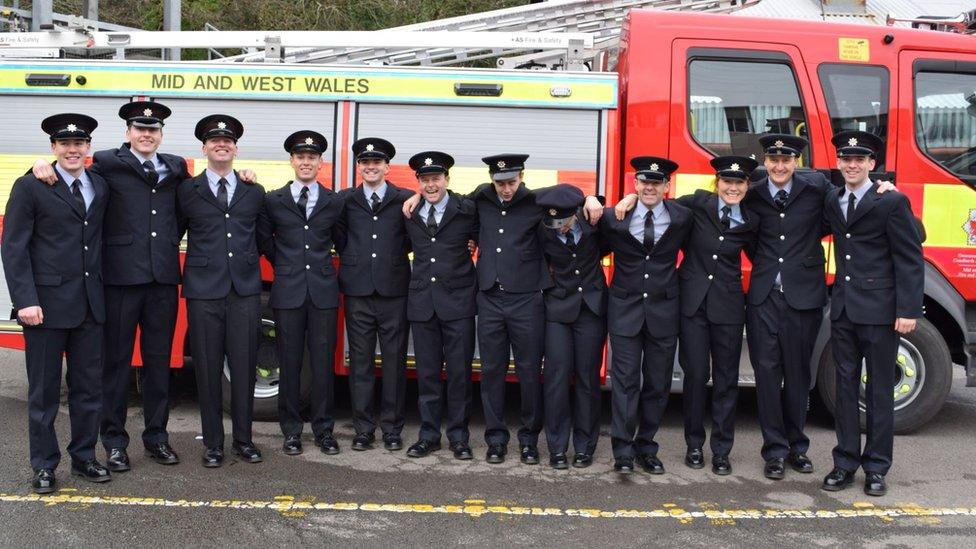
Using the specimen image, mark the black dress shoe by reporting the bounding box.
[821,467,855,491]
[486,444,506,464]
[449,442,473,461]
[31,469,56,494]
[613,458,634,474]
[637,454,665,475]
[106,448,131,472]
[549,453,569,470]
[383,434,403,451]
[282,435,303,456]
[712,455,732,476]
[232,442,263,463]
[351,433,374,451]
[145,442,180,465]
[71,460,112,483]
[864,472,887,497]
[764,458,785,480]
[572,454,593,468]
[787,452,814,474]
[315,434,340,455]
[520,445,540,465]
[406,439,441,458]
[685,448,705,469]
[202,447,224,468]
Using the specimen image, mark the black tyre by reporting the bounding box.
[817,317,952,434]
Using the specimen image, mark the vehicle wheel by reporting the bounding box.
[817,317,952,434]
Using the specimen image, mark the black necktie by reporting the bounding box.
[143,160,159,187]
[721,205,732,231]
[297,186,309,219]
[71,179,86,212]
[426,204,438,231]
[370,191,381,211]
[847,193,857,223]
[643,211,655,248]
[564,231,577,250]
[217,177,229,209]
[773,189,788,211]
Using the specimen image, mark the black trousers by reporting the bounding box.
[609,322,676,460]
[100,282,177,450]
[411,314,475,444]
[746,290,821,460]
[274,299,338,438]
[679,306,743,456]
[830,311,897,475]
[23,314,103,471]
[186,290,260,449]
[543,307,605,456]
[477,288,544,447]
[344,294,408,437]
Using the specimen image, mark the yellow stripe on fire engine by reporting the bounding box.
[673,173,715,198]
[0,154,52,206]
[921,183,976,248]
[0,65,617,109]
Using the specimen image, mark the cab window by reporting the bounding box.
[915,69,976,182]
[688,59,809,162]
[818,64,890,169]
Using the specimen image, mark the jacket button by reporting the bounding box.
[778,258,784,263]
[372,234,377,239]
[718,236,724,241]
[228,252,233,258]
[501,211,507,216]
[151,231,157,237]
[305,245,310,250]
[371,253,377,258]
[572,253,576,258]
[780,235,785,240]
[430,258,436,262]
[712,254,717,260]
[84,245,88,251]
[645,255,650,260]
[845,275,851,281]
[373,216,378,221]
[574,269,580,275]
[431,277,437,282]
[845,254,851,260]
[644,273,649,279]
[496,247,501,253]
[845,233,851,238]
[226,233,232,238]
[152,189,157,194]
[578,287,583,292]
[304,225,309,230]
[430,237,436,242]
[708,274,714,280]
[151,209,157,215]
[498,228,504,234]
[305,265,310,270]
[225,213,230,218]
[84,221,88,226]
[643,292,648,298]
[84,271,89,277]
[779,213,785,218]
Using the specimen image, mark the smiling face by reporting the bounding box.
[763,154,796,187]
[126,125,162,156]
[51,138,91,174]
[357,157,389,187]
[493,172,522,202]
[290,151,322,183]
[716,176,749,205]
[202,136,237,164]
[418,172,449,204]
[837,154,876,188]
[635,177,670,209]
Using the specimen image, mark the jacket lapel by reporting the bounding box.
[227,170,250,210]
[117,145,153,185]
[434,194,460,234]
[651,200,681,252]
[50,167,85,219]
[370,181,399,214]
[827,187,845,226]
[848,182,880,226]
[783,175,807,209]
[750,178,776,209]
[306,183,333,220]
[706,192,724,233]
[87,169,108,216]
[277,182,306,220]
[193,171,225,211]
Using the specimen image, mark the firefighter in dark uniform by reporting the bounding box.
[599,157,692,474]
[178,115,267,467]
[2,113,110,492]
[402,151,478,460]
[821,130,923,497]
[537,184,609,469]
[334,138,413,452]
[258,131,343,456]
[676,156,759,476]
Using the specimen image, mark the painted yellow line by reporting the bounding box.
[1,492,975,522]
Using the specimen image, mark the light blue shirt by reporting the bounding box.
[718,199,744,228]
[419,195,449,224]
[290,180,319,217]
[206,169,237,204]
[629,201,669,244]
[363,181,387,204]
[129,148,170,181]
[55,163,93,210]
[840,179,873,221]
[558,218,583,246]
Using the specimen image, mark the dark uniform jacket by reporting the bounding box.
[539,210,609,322]
[259,182,343,310]
[334,181,412,298]
[2,169,108,328]
[471,183,553,293]
[404,191,479,322]
[94,144,189,286]
[677,190,758,324]
[599,201,693,337]
[177,171,266,300]
[744,170,832,310]
[824,182,924,324]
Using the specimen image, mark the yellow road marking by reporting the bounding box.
[1,492,974,522]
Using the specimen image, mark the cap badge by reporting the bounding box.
[66,124,78,132]
[848,137,858,146]
[650,163,659,172]
[424,158,433,166]
[497,161,506,168]
[730,163,740,172]
[749,154,757,160]
[304,137,315,145]
[774,140,785,148]
[143,108,153,117]
[217,121,227,130]
[549,208,558,216]
[366,144,375,152]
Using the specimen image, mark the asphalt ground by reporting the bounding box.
[0,348,975,547]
